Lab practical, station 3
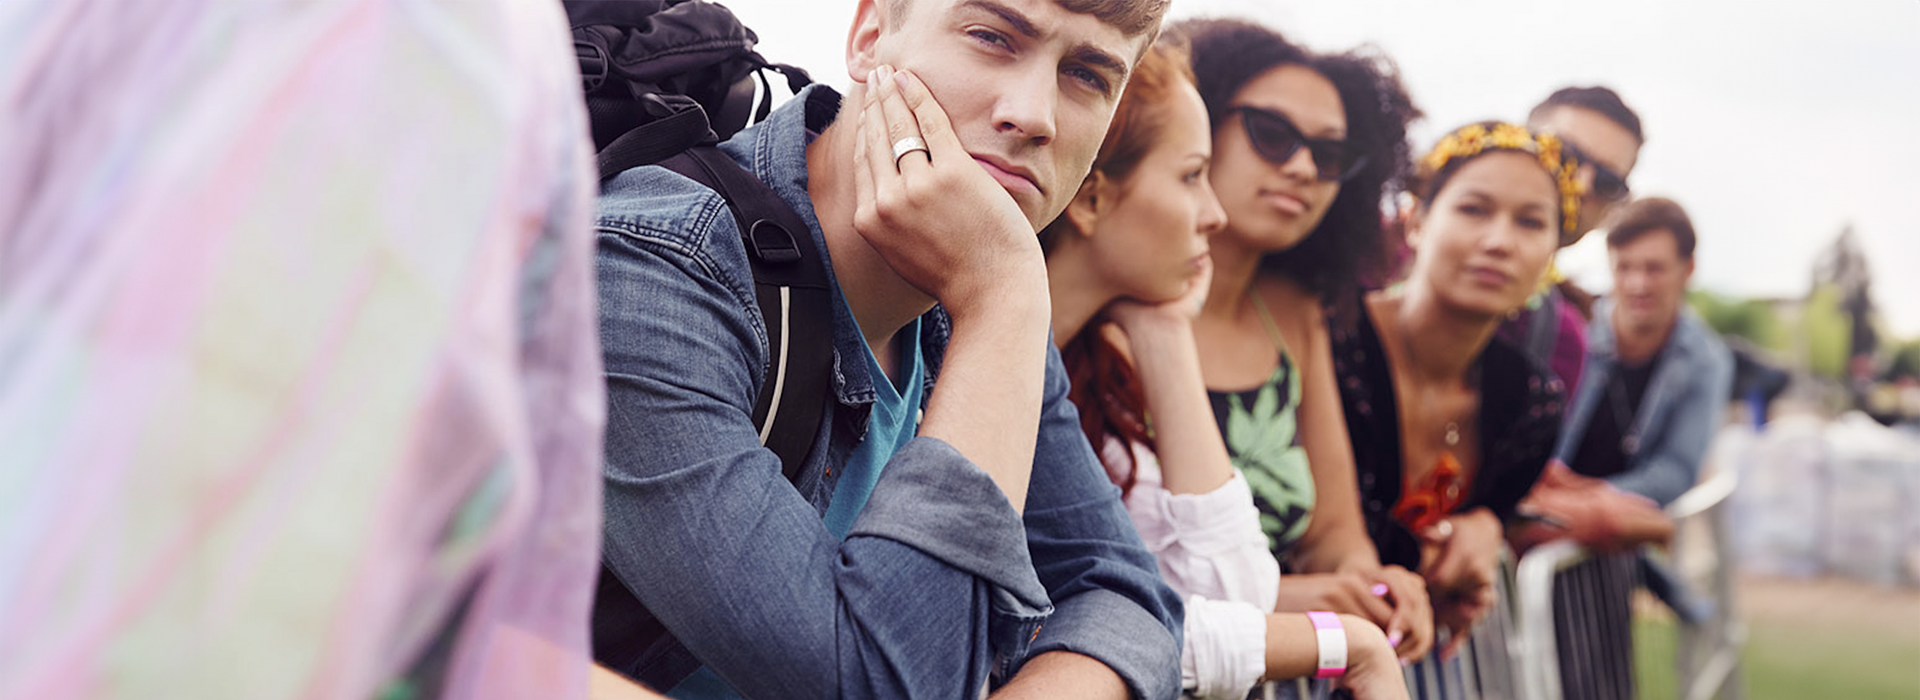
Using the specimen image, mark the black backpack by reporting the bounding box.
[572,0,809,171]
[569,0,834,686]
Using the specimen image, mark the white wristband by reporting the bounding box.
[1307,611,1347,679]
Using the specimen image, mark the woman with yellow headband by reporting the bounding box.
[1328,121,1582,659]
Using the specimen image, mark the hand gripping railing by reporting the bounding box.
[1511,469,1744,700]
[1263,552,1522,700]
[1263,466,1741,700]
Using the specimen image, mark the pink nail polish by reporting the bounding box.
[1371,583,1390,597]
[1388,632,1403,647]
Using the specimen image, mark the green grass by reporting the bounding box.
[1632,615,1920,700]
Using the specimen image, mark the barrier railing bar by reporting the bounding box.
[1667,468,1736,521]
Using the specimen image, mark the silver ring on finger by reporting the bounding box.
[891,136,930,168]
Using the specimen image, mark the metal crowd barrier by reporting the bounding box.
[1512,469,1745,700]
[1258,553,1522,700]
[1249,470,1741,700]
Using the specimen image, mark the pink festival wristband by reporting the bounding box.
[1307,611,1348,679]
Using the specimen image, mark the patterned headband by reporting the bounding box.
[1418,122,1588,241]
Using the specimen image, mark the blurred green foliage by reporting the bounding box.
[1887,340,1920,382]
[1687,286,1872,381]
[1801,285,1853,380]
[1688,290,1787,351]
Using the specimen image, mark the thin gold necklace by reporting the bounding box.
[1389,312,1466,449]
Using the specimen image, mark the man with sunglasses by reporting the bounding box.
[1511,87,1705,700]
[1531,86,1641,246]
[1498,86,1646,396]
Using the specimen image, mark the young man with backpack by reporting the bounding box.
[588,1,1182,699]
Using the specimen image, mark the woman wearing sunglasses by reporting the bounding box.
[1043,40,1408,700]
[1171,18,1435,665]
[1330,122,1583,659]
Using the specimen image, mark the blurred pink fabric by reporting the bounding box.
[0,1,604,698]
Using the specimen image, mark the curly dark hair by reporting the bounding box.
[1173,18,1421,303]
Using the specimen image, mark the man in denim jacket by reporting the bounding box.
[1522,197,1734,546]
[1516,198,1732,700]
[589,1,1182,698]
[1554,198,1732,507]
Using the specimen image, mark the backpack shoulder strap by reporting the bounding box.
[658,147,834,484]
[595,94,715,182]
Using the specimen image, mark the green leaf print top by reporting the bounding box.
[1208,350,1312,557]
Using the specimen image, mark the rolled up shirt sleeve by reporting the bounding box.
[1180,596,1269,700]
[1118,438,1281,612]
[846,437,1051,611]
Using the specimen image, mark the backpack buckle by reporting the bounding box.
[747,219,801,264]
[641,92,700,119]
[575,40,608,93]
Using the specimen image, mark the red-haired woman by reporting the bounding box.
[1044,39,1406,700]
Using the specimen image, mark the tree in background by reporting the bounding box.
[1801,285,1855,381]
[1690,290,1787,351]
[1813,226,1878,398]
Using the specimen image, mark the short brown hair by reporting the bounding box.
[1606,197,1696,259]
[1052,0,1168,37]
[1530,86,1644,144]
[887,0,1170,39]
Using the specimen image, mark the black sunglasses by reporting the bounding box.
[1228,106,1370,183]
[1562,142,1630,201]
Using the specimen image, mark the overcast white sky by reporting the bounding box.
[726,0,1920,336]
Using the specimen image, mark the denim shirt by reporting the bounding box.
[592,85,1182,700]
[1553,297,1734,506]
